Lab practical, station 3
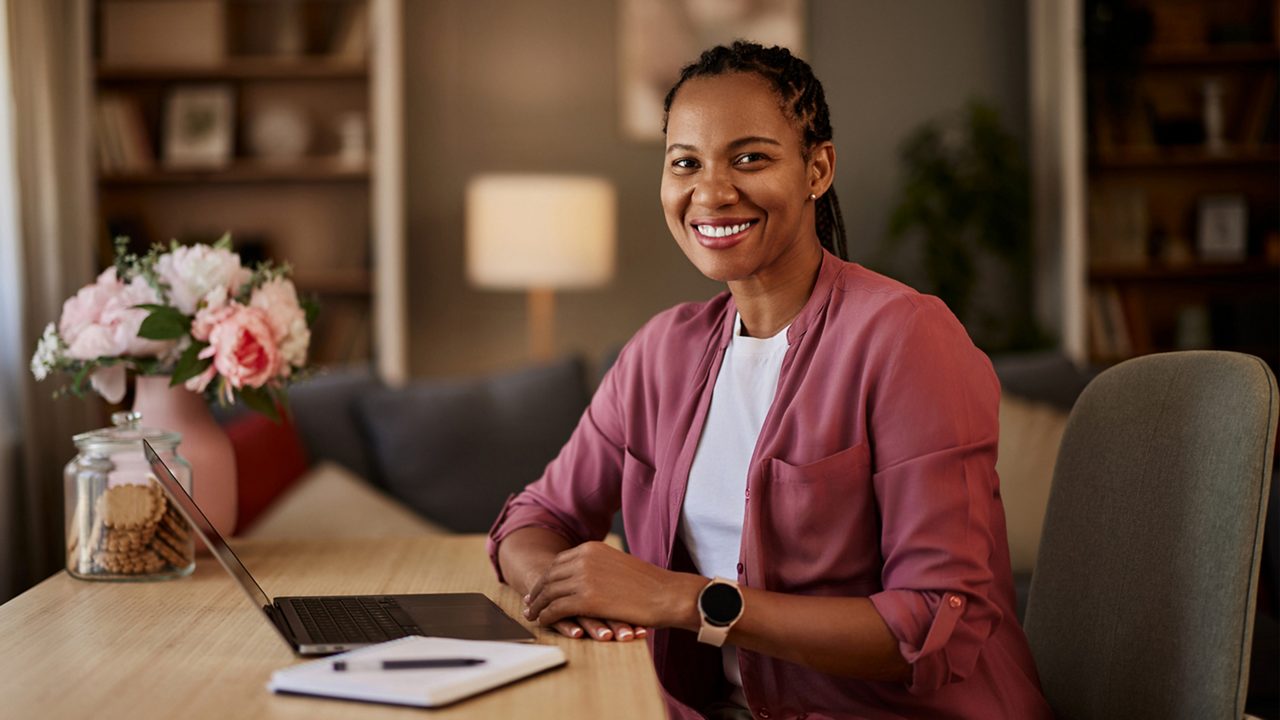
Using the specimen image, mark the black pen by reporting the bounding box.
[333,658,487,672]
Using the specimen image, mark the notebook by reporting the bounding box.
[268,636,567,707]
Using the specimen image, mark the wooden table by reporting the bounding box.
[0,536,666,719]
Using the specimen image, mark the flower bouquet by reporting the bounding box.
[31,235,315,419]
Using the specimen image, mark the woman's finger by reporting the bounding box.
[576,616,614,641]
[550,619,585,639]
[606,619,636,642]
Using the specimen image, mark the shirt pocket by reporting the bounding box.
[620,446,659,559]
[758,444,881,594]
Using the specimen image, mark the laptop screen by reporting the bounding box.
[143,439,272,611]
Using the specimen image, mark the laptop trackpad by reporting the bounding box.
[391,593,534,642]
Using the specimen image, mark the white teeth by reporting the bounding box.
[696,222,752,238]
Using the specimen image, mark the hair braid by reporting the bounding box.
[662,41,848,260]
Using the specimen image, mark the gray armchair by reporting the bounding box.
[1024,351,1278,719]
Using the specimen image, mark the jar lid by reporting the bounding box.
[73,411,182,453]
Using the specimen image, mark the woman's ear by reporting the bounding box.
[808,141,836,199]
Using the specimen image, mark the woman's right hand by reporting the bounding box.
[549,616,647,642]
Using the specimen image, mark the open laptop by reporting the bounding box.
[143,439,535,655]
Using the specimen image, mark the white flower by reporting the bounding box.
[30,323,63,381]
[249,277,310,371]
[154,244,252,315]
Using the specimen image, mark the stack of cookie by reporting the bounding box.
[69,479,194,577]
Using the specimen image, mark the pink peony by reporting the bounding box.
[155,244,252,315]
[59,268,170,360]
[249,277,309,372]
[185,304,280,398]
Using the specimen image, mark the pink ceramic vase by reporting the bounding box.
[132,375,238,538]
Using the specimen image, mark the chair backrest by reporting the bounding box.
[1024,351,1278,720]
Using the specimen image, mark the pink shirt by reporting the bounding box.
[488,251,1054,720]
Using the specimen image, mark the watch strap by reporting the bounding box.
[696,577,743,647]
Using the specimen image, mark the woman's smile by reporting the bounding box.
[691,217,760,249]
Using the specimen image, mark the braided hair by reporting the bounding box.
[662,41,848,261]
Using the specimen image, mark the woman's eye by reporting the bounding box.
[671,158,700,171]
[734,152,768,166]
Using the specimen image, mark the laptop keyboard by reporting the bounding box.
[290,597,421,644]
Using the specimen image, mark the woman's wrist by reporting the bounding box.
[660,572,709,632]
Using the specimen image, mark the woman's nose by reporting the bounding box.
[691,170,739,208]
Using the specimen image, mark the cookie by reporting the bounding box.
[159,507,191,542]
[100,526,156,553]
[93,549,165,575]
[97,484,165,531]
[149,534,190,568]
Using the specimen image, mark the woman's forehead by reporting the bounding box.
[665,72,801,148]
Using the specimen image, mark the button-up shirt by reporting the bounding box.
[488,250,1054,719]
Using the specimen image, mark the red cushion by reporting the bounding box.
[225,410,310,533]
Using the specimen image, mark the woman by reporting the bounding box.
[488,42,1053,720]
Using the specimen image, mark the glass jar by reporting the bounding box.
[64,411,196,581]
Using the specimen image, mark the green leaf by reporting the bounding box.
[137,306,190,340]
[170,342,212,384]
[238,385,280,423]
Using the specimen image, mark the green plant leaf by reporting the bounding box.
[238,385,280,423]
[137,306,190,340]
[170,342,212,384]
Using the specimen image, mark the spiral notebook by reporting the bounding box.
[268,636,567,708]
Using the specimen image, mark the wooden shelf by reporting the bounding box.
[100,159,369,186]
[1090,146,1279,170]
[1089,262,1280,282]
[292,269,372,296]
[96,57,367,81]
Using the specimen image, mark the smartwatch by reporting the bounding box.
[696,577,744,647]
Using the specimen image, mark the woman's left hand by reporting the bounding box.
[522,541,702,631]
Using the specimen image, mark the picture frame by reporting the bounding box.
[618,0,806,142]
[164,85,235,169]
[1196,194,1248,263]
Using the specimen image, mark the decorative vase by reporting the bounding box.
[131,375,238,538]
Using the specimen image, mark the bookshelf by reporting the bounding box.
[88,0,406,378]
[1076,0,1279,368]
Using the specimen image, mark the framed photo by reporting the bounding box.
[1196,195,1248,263]
[164,85,234,169]
[619,0,806,142]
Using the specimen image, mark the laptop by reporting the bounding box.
[142,439,535,655]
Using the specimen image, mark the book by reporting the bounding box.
[267,635,567,708]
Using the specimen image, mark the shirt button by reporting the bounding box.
[736,562,744,574]
[744,488,750,500]
[948,594,963,609]
[757,709,770,719]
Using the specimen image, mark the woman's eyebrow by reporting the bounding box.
[666,136,783,155]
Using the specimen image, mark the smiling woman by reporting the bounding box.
[488,41,1054,720]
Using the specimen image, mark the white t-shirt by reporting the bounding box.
[678,312,790,706]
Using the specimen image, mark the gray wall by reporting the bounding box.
[404,0,1028,378]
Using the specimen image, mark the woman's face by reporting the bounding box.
[661,72,832,285]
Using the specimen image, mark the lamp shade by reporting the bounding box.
[466,174,616,290]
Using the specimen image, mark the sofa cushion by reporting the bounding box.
[287,365,382,480]
[996,393,1069,573]
[243,461,445,540]
[355,357,591,533]
[225,410,310,533]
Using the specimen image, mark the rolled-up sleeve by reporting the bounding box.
[486,340,634,584]
[865,297,1004,694]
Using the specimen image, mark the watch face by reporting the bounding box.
[700,582,743,626]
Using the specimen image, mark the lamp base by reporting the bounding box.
[527,287,555,362]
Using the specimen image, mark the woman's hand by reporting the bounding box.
[544,616,647,642]
[523,541,704,634]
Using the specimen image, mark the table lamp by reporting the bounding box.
[466,174,616,360]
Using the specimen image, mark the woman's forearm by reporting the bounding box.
[662,577,910,681]
[496,526,574,596]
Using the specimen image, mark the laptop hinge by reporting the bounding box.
[265,602,300,646]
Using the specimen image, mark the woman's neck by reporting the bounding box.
[728,240,823,338]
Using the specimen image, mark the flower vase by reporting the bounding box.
[132,375,238,539]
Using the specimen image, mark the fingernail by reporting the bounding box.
[596,628,611,639]
[635,627,648,637]
[617,629,633,641]
[569,627,583,638]
[522,594,530,603]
